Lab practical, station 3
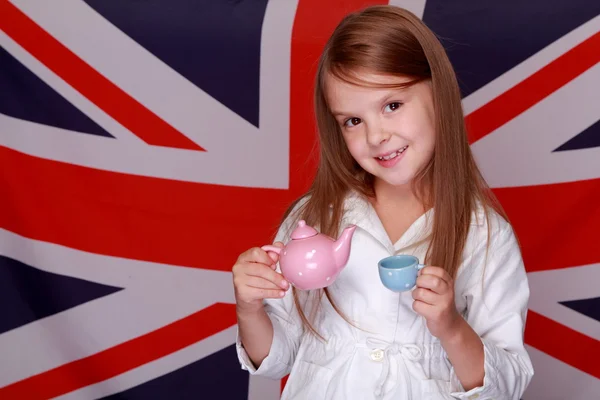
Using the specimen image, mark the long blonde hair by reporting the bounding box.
[282,5,507,338]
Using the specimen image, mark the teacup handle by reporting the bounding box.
[416,263,425,270]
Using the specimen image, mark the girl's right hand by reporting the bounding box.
[232,242,289,314]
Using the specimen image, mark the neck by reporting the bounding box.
[373,179,417,204]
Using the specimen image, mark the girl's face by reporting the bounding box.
[325,72,436,191]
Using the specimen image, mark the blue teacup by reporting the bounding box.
[378,255,425,292]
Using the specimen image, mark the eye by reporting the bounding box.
[384,102,402,113]
[344,117,362,128]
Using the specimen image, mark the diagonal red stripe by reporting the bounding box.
[0,0,203,151]
[525,310,600,379]
[0,303,236,399]
[492,179,600,272]
[466,31,600,144]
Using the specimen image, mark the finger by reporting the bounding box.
[268,242,285,263]
[416,274,449,295]
[265,251,279,266]
[419,266,451,283]
[239,247,276,266]
[244,276,284,291]
[246,263,289,289]
[411,287,438,305]
[412,299,434,316]
[246,287,286,300]
[264,241,285,266]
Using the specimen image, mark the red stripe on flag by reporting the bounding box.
[466,31,600,144]
[281,375,289,394]
[525,311,600,379]
[0,303,236,399]
[492,179,600,273]
[0,0,203,151]
[0,146,288,272]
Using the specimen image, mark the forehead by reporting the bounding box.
[324,71,414,110]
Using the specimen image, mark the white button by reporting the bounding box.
[370,349,384,362]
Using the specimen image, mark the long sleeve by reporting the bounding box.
[235,205,306,379]
[450,218,534,400]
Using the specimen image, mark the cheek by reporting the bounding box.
[342,134,365,158]
[425,128,436,154]
[421,128,435,150]
[423,111,436,149]
[408,119,435,153]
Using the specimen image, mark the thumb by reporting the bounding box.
[266,241,284,266]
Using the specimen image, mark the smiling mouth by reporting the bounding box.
[376,146,408,160]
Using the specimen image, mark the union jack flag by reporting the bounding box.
[0,0,598,399]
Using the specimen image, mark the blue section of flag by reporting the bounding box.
[0,255,122,335]
[84,0,268,127]
[99,344,249,399]
[422,0,600,97]
[554,119,600,151]
[0,47,113,138]
[560,297,600,322]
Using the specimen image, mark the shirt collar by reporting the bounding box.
[338,190,485,254]
[340,191,433,254]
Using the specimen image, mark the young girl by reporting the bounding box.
[233,5,533,399]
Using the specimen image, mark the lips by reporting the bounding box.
[374,145,409,169]
[376,145,408,161]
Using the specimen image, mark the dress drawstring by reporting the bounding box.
[365,338,423,399]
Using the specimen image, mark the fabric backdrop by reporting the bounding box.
[1,0,599,399]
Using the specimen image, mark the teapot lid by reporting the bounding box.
[291,220,318,239]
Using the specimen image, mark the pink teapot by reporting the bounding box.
[262,220,357,290]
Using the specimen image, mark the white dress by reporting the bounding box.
[236,192,534,399]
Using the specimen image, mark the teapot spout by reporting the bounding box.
[333,225,357,271]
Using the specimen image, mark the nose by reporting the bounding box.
[366,122,391,146]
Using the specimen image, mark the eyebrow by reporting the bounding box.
[331,111,349,118]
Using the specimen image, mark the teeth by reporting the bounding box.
[378,146,408,160]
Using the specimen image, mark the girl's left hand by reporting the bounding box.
[412,266,461,341]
